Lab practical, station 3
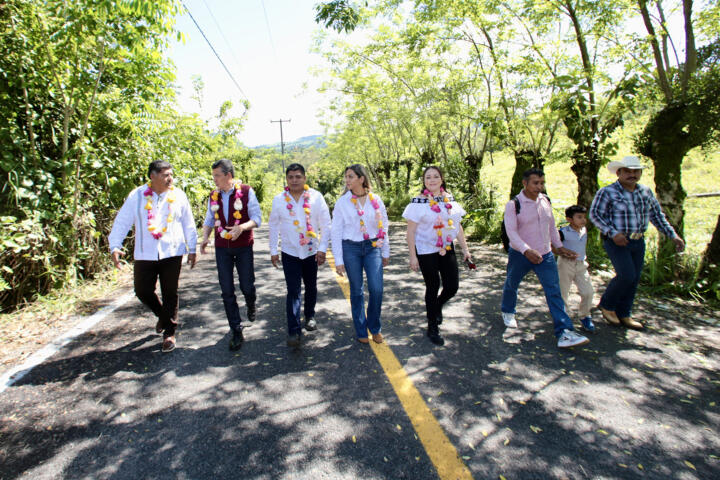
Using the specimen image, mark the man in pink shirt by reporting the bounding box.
[501,168,590,348]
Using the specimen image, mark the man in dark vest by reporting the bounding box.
[200,159,262,350]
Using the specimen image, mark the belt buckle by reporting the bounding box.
[628,232,643,240]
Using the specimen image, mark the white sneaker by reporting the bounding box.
[557,329,590,348]
[502,312,517,328]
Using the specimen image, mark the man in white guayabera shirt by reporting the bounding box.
[268,163,331,347]
[109,160,198,353]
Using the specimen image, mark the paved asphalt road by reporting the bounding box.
[1,225,719,479]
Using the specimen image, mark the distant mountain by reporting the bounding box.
[251,134,325,151]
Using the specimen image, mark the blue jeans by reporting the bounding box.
[600,237,645,318]
[281,252,318,335]
[215,246,256,331]
[501,248,574,338]
[342,239,383,339]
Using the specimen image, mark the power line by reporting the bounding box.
[260,0,278,61]
[201,0,245,75]
[182,1,249,101]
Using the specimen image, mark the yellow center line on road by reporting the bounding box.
[325,251,473,480]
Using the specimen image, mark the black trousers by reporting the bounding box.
[134,256,183,336]
[417,246,459,334]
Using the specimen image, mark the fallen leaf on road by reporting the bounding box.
[638,464,643,470]
[396,424,402,431]
[352,435,356,443]
[504,438,510,446]
[684,460,696,470]
[530,425,542,433]
[597,429,609,435]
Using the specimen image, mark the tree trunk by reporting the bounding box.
[510,149,544,199]
[570,145,600,209]
[700,214,720,272]
[637,103,691,241]
[465,153,483,197]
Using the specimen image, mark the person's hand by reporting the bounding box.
[612,233,629,247]
[271,254,280,268]
[230,224,245,241]
[462,250,472,263]
[335,264,345,276]
[200,239,210,255]
[673,236,686,252]
[409,255,419,272]
[557,247,578,260]
[111,250,124,269]
[524,249,543,265]
[316,251,326,266]
[382,257,389,267]
[187,253,197,269]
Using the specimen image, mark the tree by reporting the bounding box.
[635,0,720,247]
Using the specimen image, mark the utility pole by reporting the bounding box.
[270,119,291,173]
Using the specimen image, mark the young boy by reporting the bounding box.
[557,205,596,333]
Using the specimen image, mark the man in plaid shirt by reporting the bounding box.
[589,156,685,330]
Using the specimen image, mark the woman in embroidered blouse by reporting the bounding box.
[402,166,472,346]
[331,164,390,344]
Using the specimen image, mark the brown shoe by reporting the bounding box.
[599,306,620,326]
[357,337,370,344]
[372,333,384,344]
[155,319,163,334]
[162,335,176,353]
[620,317,643,330]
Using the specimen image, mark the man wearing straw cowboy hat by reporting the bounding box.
[589,156,685,330]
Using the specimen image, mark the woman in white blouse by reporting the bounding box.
[331,164,390,344]
[403,166,472,346]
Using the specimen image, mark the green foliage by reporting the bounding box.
[315,1,363,33]
[0,1,253,311]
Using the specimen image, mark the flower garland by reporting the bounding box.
[284,184,318,252]
[424,188,454,255]
[144,183,176,240]
[210,181,244,240]
[350,191,386,248]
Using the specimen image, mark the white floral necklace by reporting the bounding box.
[424,188,454,255]
[350,191,386,248]
[143,183,176,240]
[210,181,244,240]
[284,184,317,252]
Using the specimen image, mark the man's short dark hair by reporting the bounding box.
[565,205,587,218]
[522,168,545,180]
[286,163,305,176]
[212,158,235,177]
[148,160,172,178]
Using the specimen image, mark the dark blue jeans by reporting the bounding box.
[215,246,256,331]
[342,239,383,339]
[281,252,318,335]
[501,248,574,338]
[600,237,645,318]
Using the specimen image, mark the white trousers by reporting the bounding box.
[557,256,594,318]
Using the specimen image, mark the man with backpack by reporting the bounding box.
[500,168,590,348]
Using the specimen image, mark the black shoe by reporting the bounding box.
[427,332,445,346]
[247,304,256,323]
[229,329,244,351]
[286,333,301,347]
[304,317,317,331]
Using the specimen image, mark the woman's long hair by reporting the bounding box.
[342,164,372,194]
[419,165,448,195]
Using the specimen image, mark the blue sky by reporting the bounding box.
[169,0,328,146]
